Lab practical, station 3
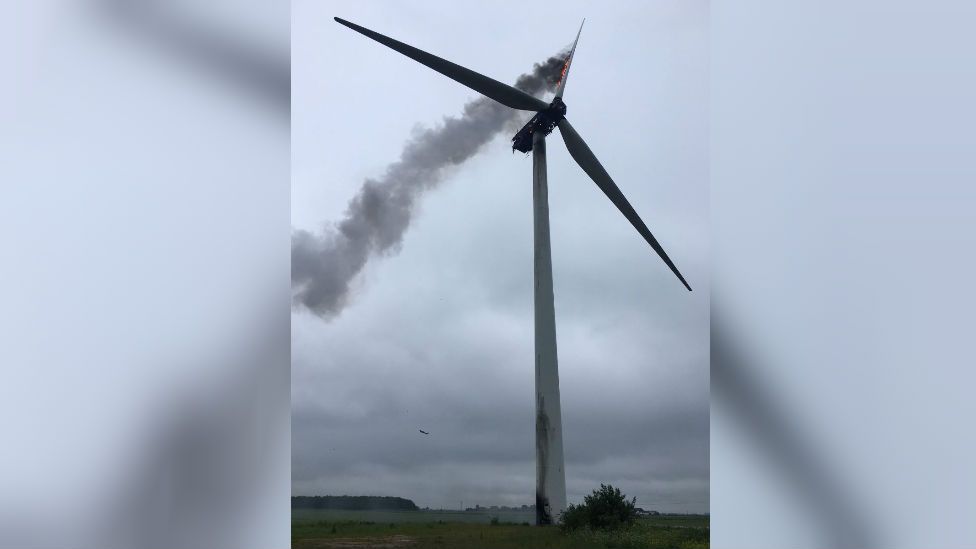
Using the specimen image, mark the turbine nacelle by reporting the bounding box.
[511,97,567,154]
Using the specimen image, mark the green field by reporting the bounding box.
[292,510,708,549]
[292,508,537,525]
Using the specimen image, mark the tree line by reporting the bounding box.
[292,496,419,511]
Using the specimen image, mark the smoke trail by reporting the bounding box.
[292,53,568,319]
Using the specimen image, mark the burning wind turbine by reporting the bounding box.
[331,16,691,525]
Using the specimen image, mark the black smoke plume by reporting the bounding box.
[292,53,567,318]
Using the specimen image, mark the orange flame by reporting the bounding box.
[557,57,570,86]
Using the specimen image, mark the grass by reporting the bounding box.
[292,511,708,549]
[292,508,535,524]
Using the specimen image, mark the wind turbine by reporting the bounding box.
[333,16,692,525]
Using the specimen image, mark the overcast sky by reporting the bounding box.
[292,0,708,513]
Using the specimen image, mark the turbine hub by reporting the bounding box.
[550,97,567,118]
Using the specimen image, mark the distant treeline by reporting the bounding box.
[292,496,419,511]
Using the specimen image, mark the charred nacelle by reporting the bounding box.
[512,97,567,154]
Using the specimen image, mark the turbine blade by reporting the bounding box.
[557,118,692,291]
[554,19,584,99]
[334,17,548,112]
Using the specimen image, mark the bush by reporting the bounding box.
[489,516,500,526]
[560,484,637,531]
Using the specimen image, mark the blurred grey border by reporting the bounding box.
[712,1,976,547]
[1,1,289,548]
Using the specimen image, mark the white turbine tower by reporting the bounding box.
[333,17,692,525]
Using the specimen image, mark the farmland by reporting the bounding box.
[292,509,708,549]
